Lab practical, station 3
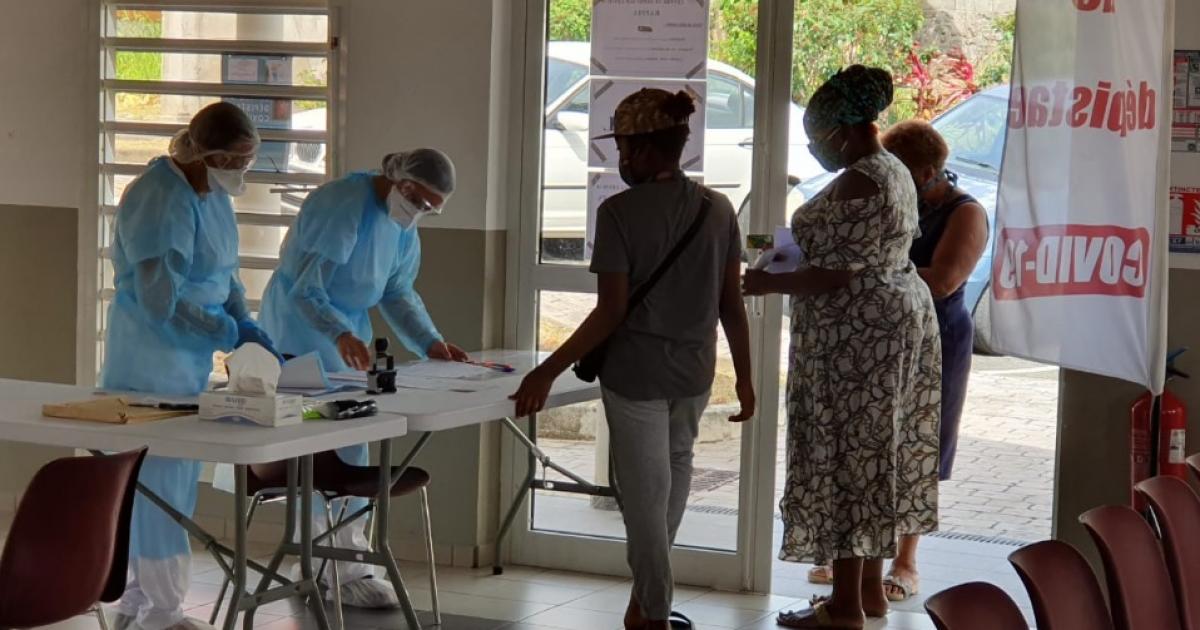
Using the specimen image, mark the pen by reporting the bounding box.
[468,359,516,373]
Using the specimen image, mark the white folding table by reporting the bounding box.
[0,350,603,630]
[0,379,413,630]
[351,350,605,578]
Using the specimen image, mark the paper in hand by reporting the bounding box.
[750,226,805,274]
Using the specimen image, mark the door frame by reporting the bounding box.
[499,0,796,593]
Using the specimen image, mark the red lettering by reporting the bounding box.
[1029,86,1051,127]
[993,225,1150,300]
[1070,86,1092,127]
[1074,0,1115,12]
[1013,80,1156,136]
[1139,80,1156,129]
[1050,81,1070,126]
[1091,81,1112,129]
[1009,87,1026,129]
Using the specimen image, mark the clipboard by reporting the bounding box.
[42,397,193,425]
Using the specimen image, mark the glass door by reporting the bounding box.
[502,0,797,591]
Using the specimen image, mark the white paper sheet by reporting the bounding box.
[393,376,489,393]
[395,361,496,380]
[278,353,330,389]
[750,226,805,273]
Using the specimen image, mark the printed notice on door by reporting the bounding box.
[591,0,709,79]
[1173,51,1200,153]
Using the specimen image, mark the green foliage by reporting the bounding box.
[791,0,924,106]
[708,0,759,77]
[549,0,592,41]
[978,12,1015,87]
[113,11,163,82]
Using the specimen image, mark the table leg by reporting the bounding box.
[220,466,248,630]
[377,438,424,629]
[249,460,298,609]
[301,454,334,630]
[494,417,538,576]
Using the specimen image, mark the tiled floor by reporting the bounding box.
[534,353,1059,546]
[23,534,1034,630]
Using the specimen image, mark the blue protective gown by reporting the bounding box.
[260,170,441,484]
[101,156,248,628]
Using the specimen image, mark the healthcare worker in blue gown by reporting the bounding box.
[258,148,467,608]
[103,102,280,630]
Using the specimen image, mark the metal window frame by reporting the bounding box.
[499,0,793,593]
[79,0,339,386]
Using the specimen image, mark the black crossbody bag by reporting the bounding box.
[573,191,712,383]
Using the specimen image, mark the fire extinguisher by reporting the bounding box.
[1131,348,1190,512]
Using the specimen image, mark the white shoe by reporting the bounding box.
[163,618,218,630]
[336,576,400,609]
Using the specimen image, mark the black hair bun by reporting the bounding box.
[662,90,698,120]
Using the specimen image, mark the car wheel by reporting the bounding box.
[972,288,1001,356]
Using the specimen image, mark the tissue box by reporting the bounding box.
[199,392,303,428]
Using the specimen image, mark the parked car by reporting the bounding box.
[541,41,827,261]
[790,86,1010,354]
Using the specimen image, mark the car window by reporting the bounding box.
[741,86,755,128]
[707,73,744,130]
[934,94,1008,172]
[547,58,588,107]
[562,83,590,115]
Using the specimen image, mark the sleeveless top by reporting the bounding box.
[909,188,980,309]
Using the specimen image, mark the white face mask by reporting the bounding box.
[387,187,436,229]
[208,167,249,197]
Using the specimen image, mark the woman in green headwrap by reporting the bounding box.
[743,65,942,628]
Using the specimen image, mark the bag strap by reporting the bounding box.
[625,190,712,315]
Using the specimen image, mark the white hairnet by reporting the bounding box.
[382,149,456,199]
[169,102,260,163]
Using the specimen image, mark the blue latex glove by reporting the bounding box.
[236,320,284,364]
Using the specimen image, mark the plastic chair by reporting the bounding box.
[1009,540,1113,630]
[1136,476,1200,630]
[0,448,147,629]
[1187,453,1200,484]
[925,582,1029,630]
[211,451,438,628]
[1080,505,1182,630]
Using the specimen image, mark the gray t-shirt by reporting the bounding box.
[589,175,742,401]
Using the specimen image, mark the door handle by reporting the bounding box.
[738,138,754,149]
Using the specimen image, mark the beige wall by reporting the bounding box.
[0,0,515,565]
[186,2,517,562]
[0,204,79,500]
[0,0,90,507]
[1055,0,1200,563]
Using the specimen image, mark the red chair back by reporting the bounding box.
[0,448,146,629]
[1080,505,1182,630]
[1136,476,1200,630]
[1009,540,1112,630]
[925,582,1029,630]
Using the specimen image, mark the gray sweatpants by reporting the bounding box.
[602,386,710,621]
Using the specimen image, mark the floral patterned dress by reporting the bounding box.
[779,150,942,563]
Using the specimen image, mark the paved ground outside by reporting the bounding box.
[533,354,1059,545]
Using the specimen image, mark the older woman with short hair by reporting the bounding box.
[876,119,988,601]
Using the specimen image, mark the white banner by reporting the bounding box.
[990,0,1173,392]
